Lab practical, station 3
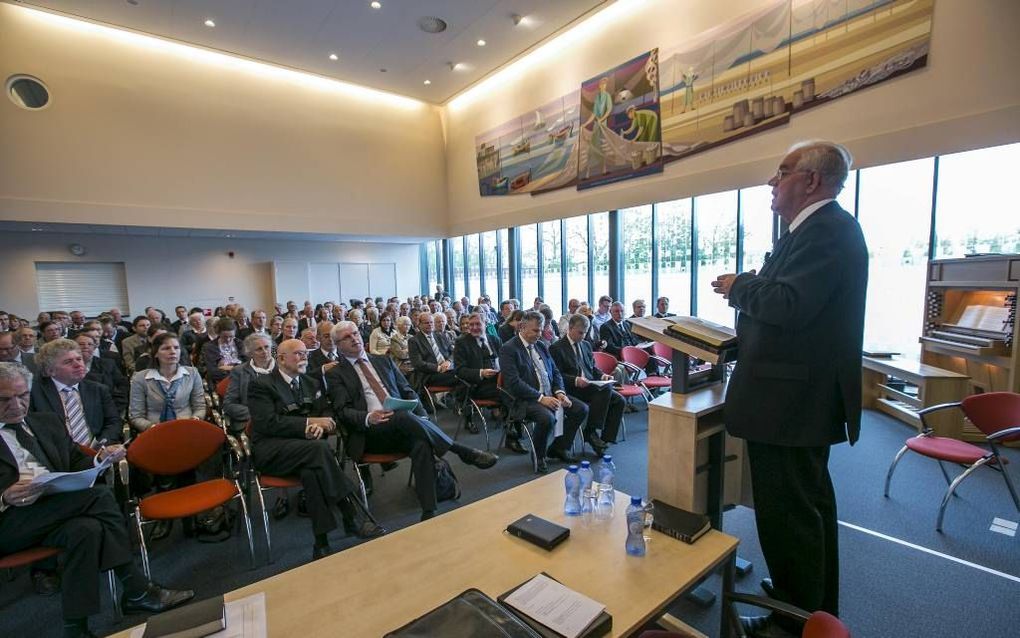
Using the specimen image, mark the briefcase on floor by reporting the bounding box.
[384,588,541,638]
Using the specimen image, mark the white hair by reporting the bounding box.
[789,140,853,193]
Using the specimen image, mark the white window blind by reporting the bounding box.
[35,262,129,317]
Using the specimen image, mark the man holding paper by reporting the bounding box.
[0,363,194,638]
[325,321,497,522]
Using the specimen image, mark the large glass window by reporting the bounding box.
[836,170,858,217]
[857,158,934,356]
[481,231,498,300]
[695,191,738,326]
[497,229,509,302]
[621,205,653,311]
[657,198,692,316]
[591,213,610,301]
[541,221,563,315]
[450,236,464,299]
[466,234,481,300]
[739,185,775,275]
[934,142,1020,258]
[564,215,590,305]
[519,224,539,305]
[425,241,438,293]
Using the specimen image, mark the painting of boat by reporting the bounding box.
[533,110,545,129]
[492,175,509,193]
[512,139,531,155]
[510,169,531,191]
[549,123,573,145]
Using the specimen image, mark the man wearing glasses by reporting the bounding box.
[712,141,867,637]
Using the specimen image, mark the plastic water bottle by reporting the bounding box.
[625,496,646,556]
[596,454,616,509]
[578,461,594,514]
[564,465,581,516]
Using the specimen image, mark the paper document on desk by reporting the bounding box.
[502,573,604,638]
[31,455,114,495]
[383,397,419,411]
[131,592,267,638]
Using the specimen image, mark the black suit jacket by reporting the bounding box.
[29,377,122,443]
[324,355,424,460]
[599,320,636,358]
[202,337,246,383]
[1,414,94,494]
[408,332,453,376]
[306,348,340,379]
[248,369,329,447]
[497,322,516,344]
[453,333,502,385]
[724,202,868,446]
[85,356,129,411]
[549,336,598,390]
[297,317,317,333]
[498,336,565,402]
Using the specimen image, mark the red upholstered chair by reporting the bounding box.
[884,392,1020,531]
[243,420,301,563]
[720,591,851,638]
[1,547,121,620]
[621,346,673,395]
[126,419,254,577]
[651,342,675,375]
[593,351,643,440]
[456,379,496,450]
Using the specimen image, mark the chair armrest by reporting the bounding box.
[725,592,812,623]
[916,402,962,433]
[648,354,671,369]
[988,425,1020,442]
[117,459,130,488]
[239,432,252,459]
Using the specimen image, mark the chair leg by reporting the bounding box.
[994,452,1020,511]
[234,485,257,569]
[883,445,910,497]
[252,480,273,563]
[355,462,370,508]
[937,458,991,532]
[108,570,122,621]
[936,460,954,488]
[133,507,151,580]
[519,422,538,472]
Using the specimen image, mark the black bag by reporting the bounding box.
[435,456,461,502]
[384,589,540,638]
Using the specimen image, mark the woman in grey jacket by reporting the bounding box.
[129,332,206,432]
[222,333,275,430]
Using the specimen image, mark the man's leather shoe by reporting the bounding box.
[536,459,549,474]
[761,577,776,598]
[122,583,195,614]
[465,449,498,469]
[311,544,330,561]
[272,496,290,520]
[585,435,608,457]
[505,437,528,455]
[297,490,309,517]
[547,448,579,464]
[351,518,386,539]
[464,418,481,435]
[149,520,172,541]
[739,615,798,638]
[32,569,60,596]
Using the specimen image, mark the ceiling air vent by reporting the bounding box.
[417,16,448,34]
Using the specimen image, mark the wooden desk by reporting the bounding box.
[115,473,738,638]
[861,356,969,438]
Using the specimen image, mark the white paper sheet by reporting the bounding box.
[554,406,564,437]
[31,455,114,495]
[131,592,267,638]
[503,574,604,638]
[585,379,616,387]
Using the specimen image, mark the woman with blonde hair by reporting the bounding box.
[389,315,414,375]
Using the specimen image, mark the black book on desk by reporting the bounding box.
[505,514,570,550]
[142,594,225,638]
[650,499,711,544]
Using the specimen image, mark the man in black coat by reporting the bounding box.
[75,332,129,413]
[325,321,497,521]
[248,338,382,560]
[712,141,867,637]
[30,339,123,446]
[452,313,508,439]
[550,314,624,455]
[408,312,458,394]
[499,312,588,473]
[599,302,638,358]
[0,363,192,638]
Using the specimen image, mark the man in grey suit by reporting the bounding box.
[0,332,36,375]
[712,141,867,637]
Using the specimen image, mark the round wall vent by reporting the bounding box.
[417,16,448,34]
[6,75,50,110]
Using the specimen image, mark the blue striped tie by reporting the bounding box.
[60,386,92,446]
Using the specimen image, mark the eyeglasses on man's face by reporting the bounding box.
[770,168,812,184]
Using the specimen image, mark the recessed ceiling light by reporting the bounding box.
[380,68,387,73]
[204,19,215,27]
[476,39,486,47]
[370,1,381,9]
[417,16,448,34]
[423,79,431,85]
[329,53,338,61]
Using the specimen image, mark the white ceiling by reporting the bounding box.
[16,0,609,103]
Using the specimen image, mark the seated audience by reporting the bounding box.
[40,320,64,344]
[75,332,129,412]
[248,338,382,559]
[629,299,647,320]
[276,317,299,345]
[654,296,676,318]
[178,311,208,357]
[497,309,525,344]
[131,324,169,374]
[600,302,638,358]
[306,321,339,381]
[128,333,206,432]
[434,311,458,345]
[538,305,559,345]
[408,312,458,394]
[499,311,587,473]
[170,306,188,335]
[120,316,151,375]
[268,315,284,342]
[325,322,497,522]
[239,309,269,340]
[97,317,121,359]
[453,313,517,444]
[16,326,37,355]
[0,331,37,375]
[558,298,582,335]
[389,316,414,375]
[0,364,193,638]
[368,313,395,357]
[592,296,613,331]
[202,318,245,384]
[222,333,275,430]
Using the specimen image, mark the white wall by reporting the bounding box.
[443,0,1020,234]
[0,232,421,318]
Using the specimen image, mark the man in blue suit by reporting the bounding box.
[499,311,588,473]
[712,140,867,637]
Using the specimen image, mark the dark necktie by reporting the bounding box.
[290,377,304,402]
[357,359,390,401]
[9,422,49,469]
[573,341,589,378]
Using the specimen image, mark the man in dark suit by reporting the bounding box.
[306,321,339,381]
[248,338,382,560]
[75,332,129,413]
[297,307,317,334]
[599,302,638,358]
[238,309,270,341]
[453,313,507,439]
[499,311,587,473]
[0,331,38,375]
[170,306,188,335]
[202,318,245,384]
[326,321,497,521]
[408,312,458,393]
[550,314,623,454]
[653,296,676,319]
[0,363,192,637]
[30,339,123,446]
[712,141,867,637]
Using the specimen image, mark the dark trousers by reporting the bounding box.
[253,439,357,537]
[0,487,137,619]
[746,441,839,618]
[522,398,588,460]
[467,377,500,402]
[568,384,623,443]
[364,411,452,512]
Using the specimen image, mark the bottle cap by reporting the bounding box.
[567,465,579,472]
[631,496,642,505]
[602,454,612,461]
[580,460,590,468]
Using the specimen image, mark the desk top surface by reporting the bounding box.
[862,356,970,379]
[116,472,737,637]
